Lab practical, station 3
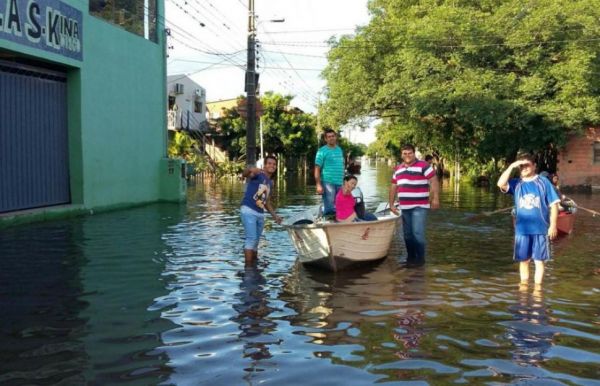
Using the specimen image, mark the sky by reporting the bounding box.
[165,0,371,117]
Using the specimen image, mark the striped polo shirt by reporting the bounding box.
[315,145,344,185]
[391,160,436,209]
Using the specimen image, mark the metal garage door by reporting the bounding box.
[0,61,70,213]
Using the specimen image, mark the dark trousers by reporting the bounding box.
[401,207,428,266]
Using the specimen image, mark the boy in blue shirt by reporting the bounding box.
[240,156,283,265]
[497,154,560,285]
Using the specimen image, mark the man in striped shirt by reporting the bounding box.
[388,144,440,266]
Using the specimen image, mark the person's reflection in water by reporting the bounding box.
[231,263,277,373]
[506,284,554,366]
[393,267,426,359]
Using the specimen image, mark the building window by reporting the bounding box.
[594,141,600,164]
[194,98,203,113]
[90,0,158,42]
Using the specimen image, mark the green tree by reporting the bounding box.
[212,97,246,160]
[168,131,195,160]
[322,0,600,176]
[211,93,318,170]
[260,92,318,159]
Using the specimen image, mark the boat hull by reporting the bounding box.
[557,211,575,235]
[286,215,399,271]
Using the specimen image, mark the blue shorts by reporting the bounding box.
[514,234,551,262]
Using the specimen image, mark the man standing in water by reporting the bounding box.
[240,156,283,265]
[314,128,345,215]
[497,154,559,285]
[389,144,439,266]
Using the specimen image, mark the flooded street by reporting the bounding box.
[1,163,599,385]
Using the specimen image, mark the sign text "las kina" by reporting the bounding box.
[0,0,83,61]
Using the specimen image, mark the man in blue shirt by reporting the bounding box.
[314,128,344,215]
[497,154,560,286]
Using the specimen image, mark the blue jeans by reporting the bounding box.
[240,205,265,251]
[322,182,341,215]
[359,212,378,221]
[401,207,428,265]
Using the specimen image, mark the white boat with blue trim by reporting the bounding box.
[283,203,400,271]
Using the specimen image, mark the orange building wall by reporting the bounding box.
[557,127,600,188]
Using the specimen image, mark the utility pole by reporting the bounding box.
[245,0,257,166]
[316,91,322,146]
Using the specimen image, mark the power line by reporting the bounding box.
[260,27,357,34]
[167,58,237,84]
[167,0,245,54]
[169,35,246,69]
[258,24,320,102]
[259,36,600,50]
[261,50,327,58]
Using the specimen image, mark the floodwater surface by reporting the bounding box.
[1,163,599,385]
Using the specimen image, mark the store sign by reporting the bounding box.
[0,0,83,61]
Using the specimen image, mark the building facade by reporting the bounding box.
[206,98,238,120]
[0,0,185,225]
[166,75,207,132]
[557,127,600,190]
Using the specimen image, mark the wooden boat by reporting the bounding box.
[556,211,575,235]
[284,210,400,271]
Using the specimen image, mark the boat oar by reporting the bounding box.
[469,206,513,221]
[563,196,600,217]
[576,205,600,217]
[482,206,514,216]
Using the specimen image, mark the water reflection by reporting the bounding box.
[0,205,182,384]
[392,267,426,360]
[0,222,88,384]
[231,264,277,367]
[281,259,399,329]
[2,164,599,385]
[506,286,554,367]
[279,259,432,364]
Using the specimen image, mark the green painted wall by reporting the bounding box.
[81,14,168,207]
[0,0,184,226]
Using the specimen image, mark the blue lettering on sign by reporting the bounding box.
[0,0,82,61]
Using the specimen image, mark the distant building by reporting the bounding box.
[206,98,239,120]
[167,75,208,131]
[340,125,377,146]
[1,0,185,223]
[557,127,600,190]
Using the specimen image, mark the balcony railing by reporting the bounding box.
[167,110,177,131]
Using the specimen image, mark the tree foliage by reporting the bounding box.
[260,92,318,158]
[213,92,318,162]
[322,0,600,174]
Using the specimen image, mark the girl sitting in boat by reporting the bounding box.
[335,175,377,222]
[550,174,576,213]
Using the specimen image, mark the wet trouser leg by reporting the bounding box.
[322,182,341,216]
[402,207,428,266]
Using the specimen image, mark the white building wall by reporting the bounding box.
[166,75,207,131]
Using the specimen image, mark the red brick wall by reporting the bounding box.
[557,127,600,187]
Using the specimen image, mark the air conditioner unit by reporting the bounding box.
[174,83,184,94]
